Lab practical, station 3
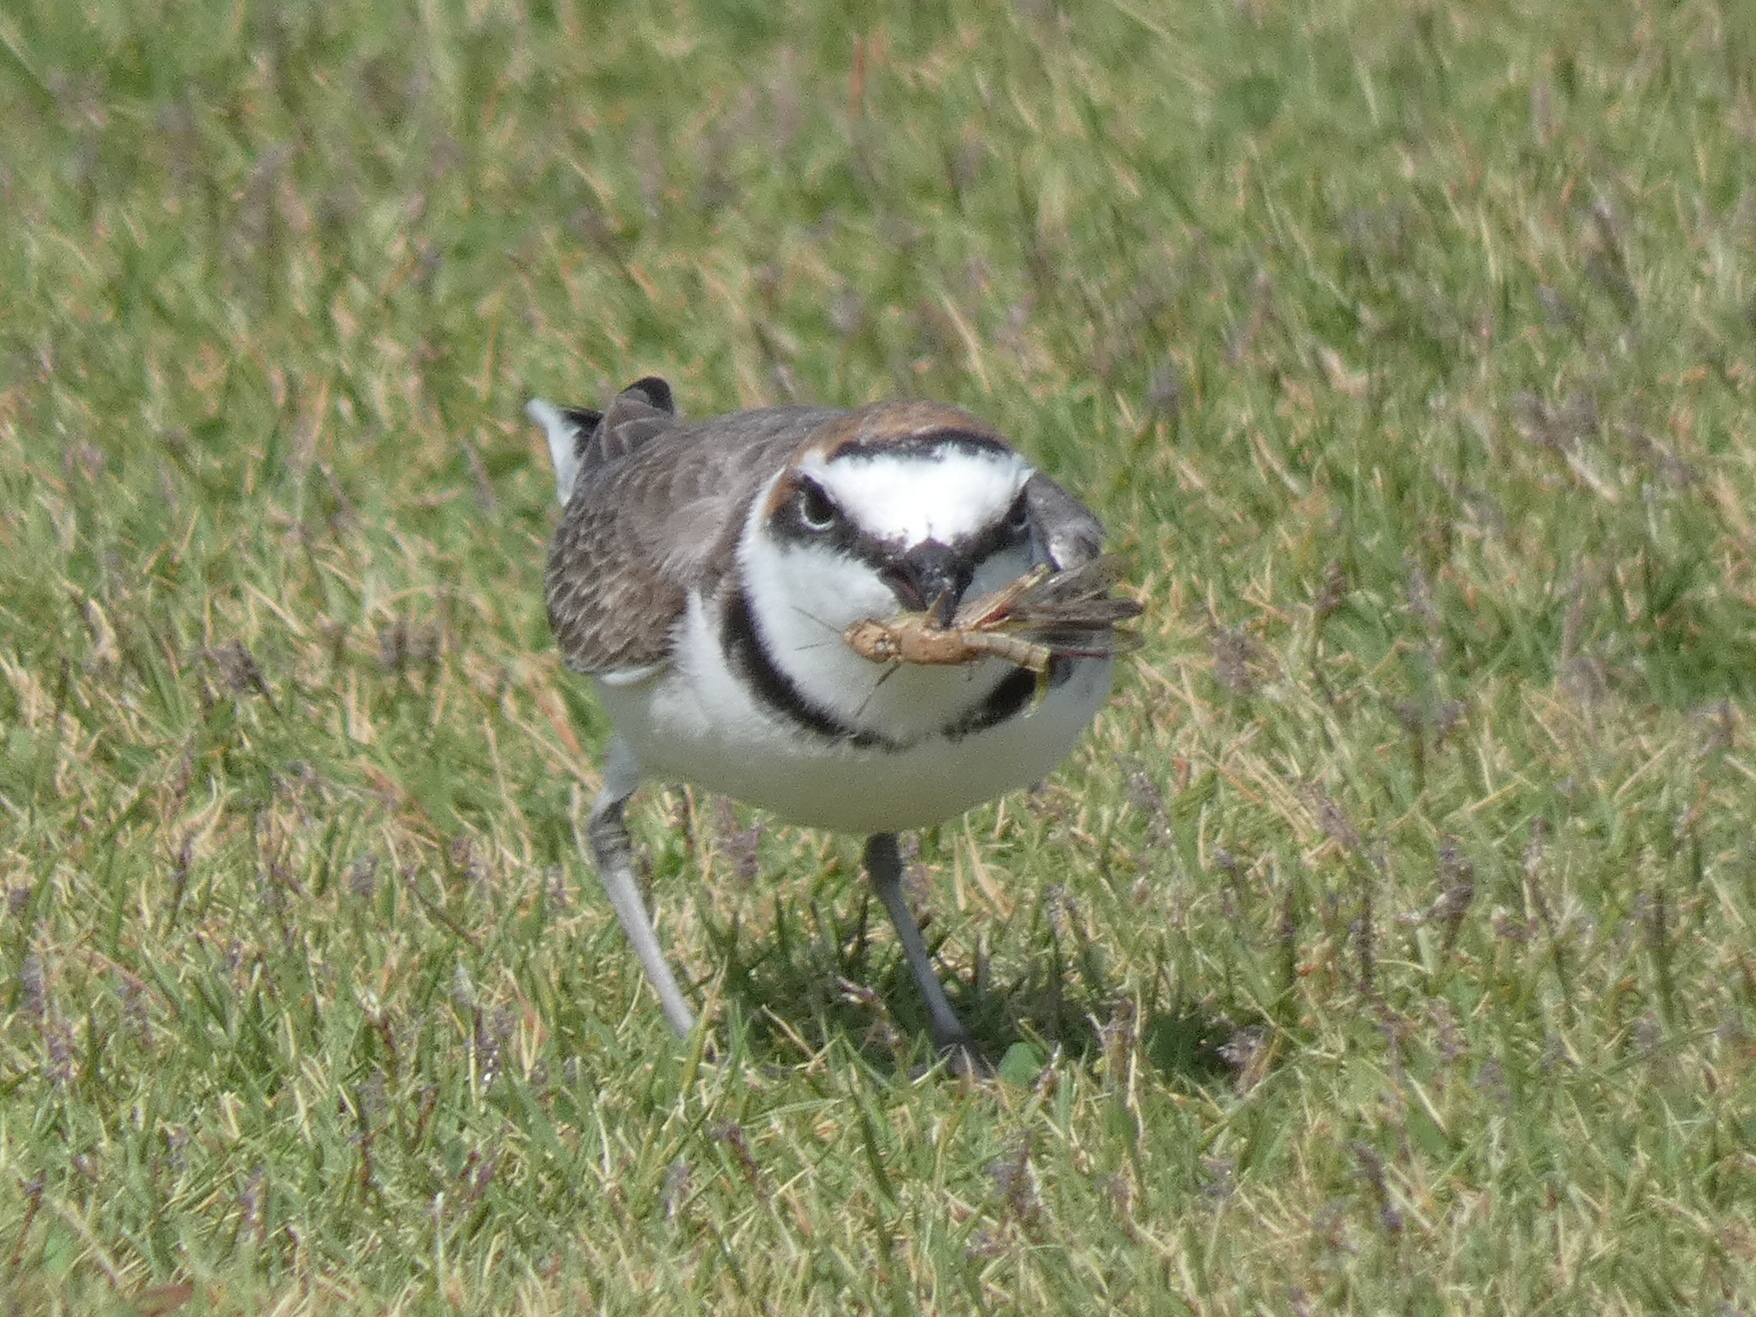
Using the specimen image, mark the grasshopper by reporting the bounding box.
[843,554,1142,682]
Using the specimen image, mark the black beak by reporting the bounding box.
[882,540,972,626]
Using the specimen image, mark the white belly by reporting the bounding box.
[593,605,1113,834]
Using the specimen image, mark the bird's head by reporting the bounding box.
[746,401,1039,635]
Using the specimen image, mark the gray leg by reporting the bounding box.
[586,738,697,1038]
[865,833,985,1071]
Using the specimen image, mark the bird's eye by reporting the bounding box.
[1006,493,1032,534]
[797,479,840,532]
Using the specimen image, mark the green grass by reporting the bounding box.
[3,0,1756,1310]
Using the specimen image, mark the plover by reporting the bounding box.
[530,377,1132,1067]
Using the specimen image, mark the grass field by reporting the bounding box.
[4,0,1756,1311]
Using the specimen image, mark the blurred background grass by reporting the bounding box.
[2,0,1756,1311]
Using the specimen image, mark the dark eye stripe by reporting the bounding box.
[770,486,881,561]
[958,496,1034,565]
[768,477,1032,568]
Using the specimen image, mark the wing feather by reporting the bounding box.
[537,381,841,674]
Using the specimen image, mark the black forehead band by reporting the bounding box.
[830,429,1015,463]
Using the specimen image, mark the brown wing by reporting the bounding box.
[544,386,844,674]
[578,377,676,470]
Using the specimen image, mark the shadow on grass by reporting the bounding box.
[701,899,1251,1088]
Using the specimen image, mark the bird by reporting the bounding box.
[528,376,1130,1070]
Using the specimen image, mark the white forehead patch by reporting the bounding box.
[800,446,1031,546]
